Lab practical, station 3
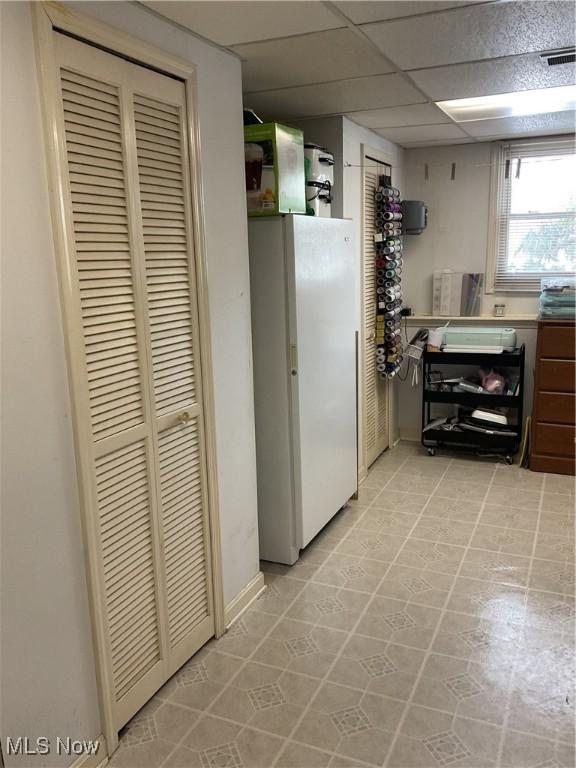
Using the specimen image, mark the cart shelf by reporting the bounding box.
[424,390,520,408]
[424,348,524,366]
[421,344,525,462]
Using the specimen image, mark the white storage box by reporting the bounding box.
[442,326,517,352]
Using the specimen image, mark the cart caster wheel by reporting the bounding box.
[428,448,436,457]
[505,455,513,466]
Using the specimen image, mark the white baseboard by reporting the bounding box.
[398,429,421,442]
[69,735,107,768]
[224,571,265,628]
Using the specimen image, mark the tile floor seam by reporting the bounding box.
[494,467,546,768]
[156,575,314,767]
[382,458,500,767]
[276,452,456,765]
[520,470,572,759]
[157,450,417,768]
[119,447,574,768]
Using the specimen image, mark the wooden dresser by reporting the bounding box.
[530,320,575,475]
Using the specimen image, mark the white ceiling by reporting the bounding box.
[143,0,576,148]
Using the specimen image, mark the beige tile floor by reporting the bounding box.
[111,442,575,768]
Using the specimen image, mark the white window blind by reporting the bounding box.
[490,137,576,291]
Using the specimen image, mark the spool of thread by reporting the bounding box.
[376,286,385,295]
[377,277,385,287]
[377,269,386,279]
[384,203,402,213]
[379,186,399,197]
[382,211,402,221]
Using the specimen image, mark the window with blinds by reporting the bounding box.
[489,137,576,292]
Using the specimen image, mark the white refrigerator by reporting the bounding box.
[248,215,358,564]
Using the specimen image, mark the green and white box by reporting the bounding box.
[244,123,306,216]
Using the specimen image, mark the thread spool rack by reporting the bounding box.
[374,176,403,378]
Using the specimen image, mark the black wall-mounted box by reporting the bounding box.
[401,200,428,235]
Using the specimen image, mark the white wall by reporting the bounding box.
[1,1,259,763]
[342,117,404,256]
[1,4,101,765]
[397,142,538,440]
[402,143,540,316]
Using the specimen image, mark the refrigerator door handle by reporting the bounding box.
[289,343,298,376]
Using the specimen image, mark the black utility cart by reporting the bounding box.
[421,345,525,464]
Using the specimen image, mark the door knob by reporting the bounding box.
[178,411,191,425]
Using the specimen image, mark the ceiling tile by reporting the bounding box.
[347,102,450,128]
[142,1,344,46]
[234,29,393,92]
[462,110,576,137]
[363,1,575,70]
[402,137,476,147]
[376,123,470,144]
[412,53,576,101]
[244,74,423,120]
[335,1,487,24]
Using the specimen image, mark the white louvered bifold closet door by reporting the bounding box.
[55,33,214,732]
[363,156,390,468]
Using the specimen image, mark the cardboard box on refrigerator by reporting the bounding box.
[244,123,306,216]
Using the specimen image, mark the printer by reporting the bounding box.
[441,327,517,353]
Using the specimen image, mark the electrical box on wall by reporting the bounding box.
[401,200,428,235]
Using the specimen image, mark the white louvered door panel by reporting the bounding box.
[362,157,390,468]
[54,34,214,732]
[131,65,213,672]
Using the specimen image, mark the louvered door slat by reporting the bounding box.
[95,441,160,699]
[364,167,378,458]
[59,45,166,731]
[157,420,208,648]
[56,33,214,737]
[363,158,390,467]
[134,96,196,419]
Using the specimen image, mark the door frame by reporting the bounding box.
[359,144,397,480]
[32,2,225,753]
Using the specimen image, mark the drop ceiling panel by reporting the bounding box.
[348,102,451,129]
[335,1,486,24]
[244,74,424,119]
[403,138,476,147]
[412,54,576,102]
[234,29,393,91]
[142,1,344,45]
[376,123,470,144]
[463,110,576,137]
[363,1,575,70]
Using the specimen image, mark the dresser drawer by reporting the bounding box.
[533,423,576,457]
[540,324,575,360]
[537,392,576,424]
[538,360,575,392]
